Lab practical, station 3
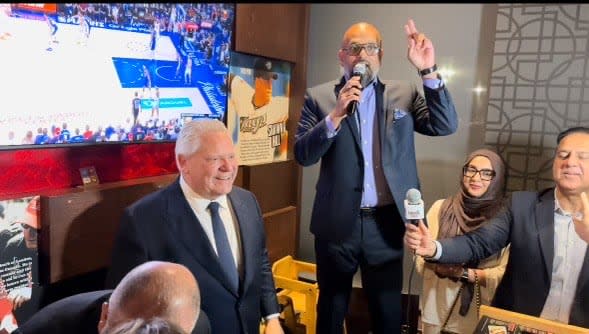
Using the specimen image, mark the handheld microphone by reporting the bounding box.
[347,62,369,115]
[403,188,425,334]
[404,188,424,226]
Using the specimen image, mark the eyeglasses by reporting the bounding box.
[341,43,380,56]
[462,166,496,181]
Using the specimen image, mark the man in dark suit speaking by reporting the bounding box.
[106,119,283,334]
[405,126,589,328]
[294,19,458,334]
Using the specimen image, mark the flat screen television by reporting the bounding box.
[0,3,234,149]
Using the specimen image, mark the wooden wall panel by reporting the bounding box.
[235,4,307,63]
[263,206,297,264]
[242,160,298,214]
[40,174,177,283]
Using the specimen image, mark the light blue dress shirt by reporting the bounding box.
[325,76,443,208]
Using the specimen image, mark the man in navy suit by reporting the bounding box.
[294,19,458,334]
[106,119,283,334]
[405,127,589,328]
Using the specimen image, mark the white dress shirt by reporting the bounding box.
[179,176,280,321]
[179,176,243,273]
[540,190,587,323]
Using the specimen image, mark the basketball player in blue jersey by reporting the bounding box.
[60,122,71,143]
[184,56,192,85]
[149,25,157,59]
[132,92,141,126]
[44,13,58,51]
[142,64,153,91]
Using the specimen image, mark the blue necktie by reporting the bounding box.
[208,201,238,291]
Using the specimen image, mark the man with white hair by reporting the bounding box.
[107,119,284,334]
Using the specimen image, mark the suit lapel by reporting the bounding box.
[535,189,555,280]
[575,248,589,298]
[375,80,387,149]
[228,190,255,295]
[572,210,589,320]
[166,181,239,296]
[334,78,361,149]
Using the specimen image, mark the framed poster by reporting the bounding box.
[226,52,292,165]
[0,195,41,330]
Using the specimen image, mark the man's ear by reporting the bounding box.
[97,301,109,333]
[177,154,187,174]
[337,49,345,67]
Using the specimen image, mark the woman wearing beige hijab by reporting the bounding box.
[416,149,510,334]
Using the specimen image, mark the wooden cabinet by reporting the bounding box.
[39,174,178,283]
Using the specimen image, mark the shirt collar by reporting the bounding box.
[179,175,229,212]
[362,79,376,96]
[553,188,571,217]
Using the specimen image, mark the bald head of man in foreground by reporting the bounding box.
[98,261,200,334]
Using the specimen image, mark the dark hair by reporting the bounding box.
[556,127,589,144]
[253,58,278,79]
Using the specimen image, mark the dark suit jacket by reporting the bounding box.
[105,181,279,334]
[16,290,211,334]
[438,188,589,327]
[295,77,458,242]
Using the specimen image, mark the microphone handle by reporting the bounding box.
[409,219,420,226]
[346,72,363,116]
[347,101,358,115]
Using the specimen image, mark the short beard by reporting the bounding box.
[358,62,375,86]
